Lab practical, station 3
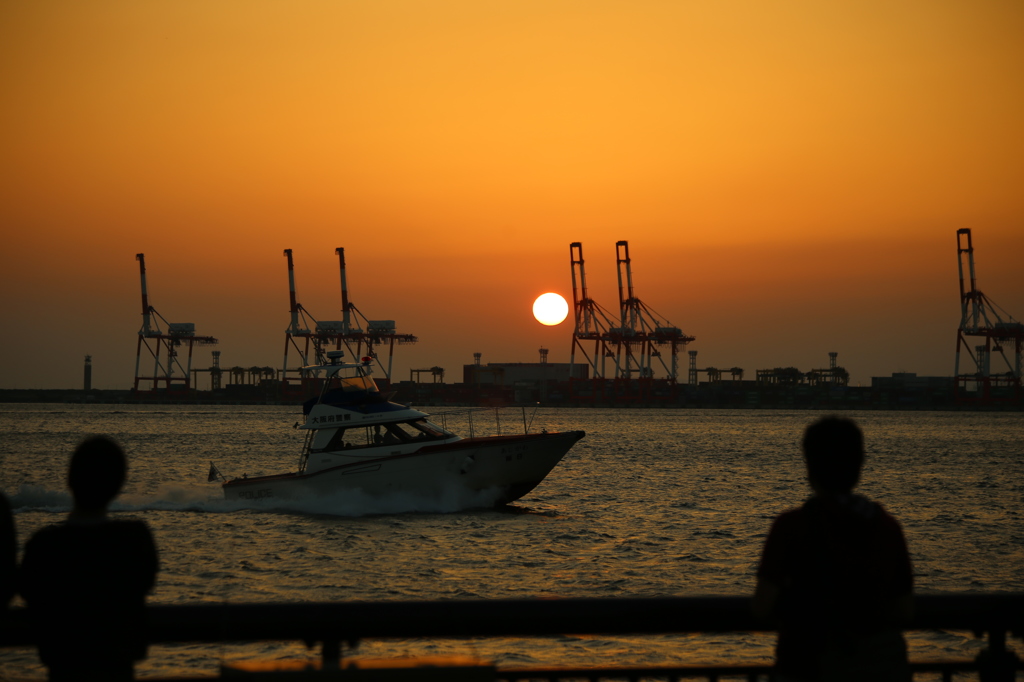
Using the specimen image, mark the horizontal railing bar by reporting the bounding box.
[496,659,986,681]
[499,665,776,679]
[1,593,1021,648]
[116,661,1010,682]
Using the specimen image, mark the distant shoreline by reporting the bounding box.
[0,387,1019,412]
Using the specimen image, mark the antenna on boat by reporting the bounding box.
[207,462,227,483]
[525,402,540,434]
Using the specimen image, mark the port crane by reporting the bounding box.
[569,241,694,401]
[133,254,218,392]
[281,249,417,392]
[610,240,694,382]
[568,242,621,382]
[954,228,1023,402]
[331,248,417,387]
[281,249,342,393]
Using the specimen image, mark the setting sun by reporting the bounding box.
[0,1,1022,389]
[533,293,569,326]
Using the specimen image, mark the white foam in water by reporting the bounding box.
[8,484,72,511]
[11,481,506,517]
[213,482,507,516]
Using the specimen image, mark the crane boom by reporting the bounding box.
[136,253,155,336]
[284,249,304,335]
[336,247,352,333]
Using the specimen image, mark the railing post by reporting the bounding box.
[321,639,341,670]
[976,628,1020,682]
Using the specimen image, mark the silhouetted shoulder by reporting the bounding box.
[21,519,158,606]
[0,493,14,610]
[21,518,159,666]
[756,507,804,583]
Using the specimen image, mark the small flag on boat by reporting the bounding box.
[207,462,223,482]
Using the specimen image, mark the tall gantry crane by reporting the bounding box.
[610,241,694,382]
[133,254,218,392]
[331,248,417,386]
[568,242,620,382]
[954,229,1023,402]
[569,241,695,401]
[280,249,417,391]
[281,249,341,392]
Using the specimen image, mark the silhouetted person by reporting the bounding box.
[20,436,159,681]
[753,417,913,682]
[1,492,15,611]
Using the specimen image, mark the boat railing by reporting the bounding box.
[298,428,316,472]
[0,593,1021,680]
[429,404,543,439]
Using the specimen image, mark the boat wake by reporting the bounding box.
[8,481,509,518]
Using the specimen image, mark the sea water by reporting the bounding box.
[1,404,1022,680]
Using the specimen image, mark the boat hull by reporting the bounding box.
[222,430,584,507]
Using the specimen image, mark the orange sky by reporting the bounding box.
[2,0,1022,390]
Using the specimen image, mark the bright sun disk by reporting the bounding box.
[533,293,569,326]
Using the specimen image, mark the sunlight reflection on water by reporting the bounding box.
[1,405,1022,678]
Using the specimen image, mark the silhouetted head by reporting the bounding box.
[802,417,864,494]
[68,436,126,512]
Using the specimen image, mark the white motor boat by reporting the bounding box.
[220,352,584,506]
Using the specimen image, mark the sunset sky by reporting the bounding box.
[2,0,1022,390]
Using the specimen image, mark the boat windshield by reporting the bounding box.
[318,419,451,452]
[337,375,377,393]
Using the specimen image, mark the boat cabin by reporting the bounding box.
[312,418,453,453]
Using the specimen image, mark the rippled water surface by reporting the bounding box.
[1,405,1022,679]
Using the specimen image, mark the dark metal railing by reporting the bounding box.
[1,594,1021,681]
